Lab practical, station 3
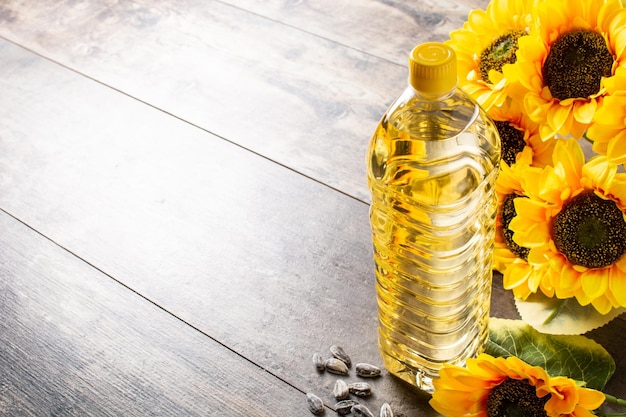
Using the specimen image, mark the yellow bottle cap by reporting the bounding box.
[409,42,457,95]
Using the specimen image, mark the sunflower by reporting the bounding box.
[494,147,534,273]
[489,99,557,167]
[507,139,626,314]
[586,66,626,165]
[445,0,535,110]
[493,147,556,299]
[503,0,626,141]
[430,353,605,417]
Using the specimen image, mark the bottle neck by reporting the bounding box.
[411,85,456,101]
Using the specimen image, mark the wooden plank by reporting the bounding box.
[0,210,309,416]
[0,0,410,202]
[220,0,489,65]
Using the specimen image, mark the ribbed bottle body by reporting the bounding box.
[367,87,500,393]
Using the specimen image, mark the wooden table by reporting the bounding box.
[0,1,624,415]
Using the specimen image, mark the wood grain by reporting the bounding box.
[0,211,308,416]
[0,0,434,203]
[220,0,489,65]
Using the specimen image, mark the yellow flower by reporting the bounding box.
[489,99,558,167]
[507,139,626,314]
[445,0,535,110]
[587,66,626,165]
[430,353,605,417]
[494,147,556,298]
[504,0,626,140]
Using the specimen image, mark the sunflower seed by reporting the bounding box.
[306,392,324,415]
[355,363,382,378]
[333,379,349,400]
[330,345,352,368]
[325,358,349,375]
[335,399,359,415]
[352,404,374,417]
[348,382,371,397]
[312,353,325,371]
[380,403,394,417]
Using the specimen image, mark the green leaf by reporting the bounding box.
[515,292,626,335]
[486,318,616,391]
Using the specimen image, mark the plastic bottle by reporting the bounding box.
[366,42,501,393]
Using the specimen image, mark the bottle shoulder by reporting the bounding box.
[384,87,491,139]
[367,86,501,187]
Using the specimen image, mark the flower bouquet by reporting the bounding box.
[446,0,626,332]
[425,0,626,415]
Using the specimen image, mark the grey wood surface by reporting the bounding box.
[0,0,624,416]
[0,210,306,416]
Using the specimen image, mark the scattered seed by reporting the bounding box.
[313,353,325,372]
[309,346,400,416]
[355,363,382,378]
[352,404,375,417]
[335,399,359,416]
[348,382,372,397]
[330,345,352,368]
[306,392,325,415]
[325,358,349,375]
[380,402,394,417]
[333,379,350,400]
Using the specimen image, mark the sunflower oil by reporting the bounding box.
[367,43,501,393]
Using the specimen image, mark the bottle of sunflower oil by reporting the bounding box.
[367,42,501,393]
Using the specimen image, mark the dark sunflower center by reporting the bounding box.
[487,378,549,417]
[501,194,530,260]
[553,190,626,268]
[543,29,614,100]
[479,30,527,82]
[495,121,526,166]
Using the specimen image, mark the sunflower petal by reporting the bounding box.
[503,263,533,289]
[609,266,626,306]
[572,404,601,417]
[547,104,572,134]
[581,269,609,299]
[591,295,615,314]
[546,378,578,414]
[556,264,582,298]
[582,157,615,191]
[578,386,606,409]
[573,100,597,124]
[611,24,626,59]
[607,136,626,165]
[553,140,585,190]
